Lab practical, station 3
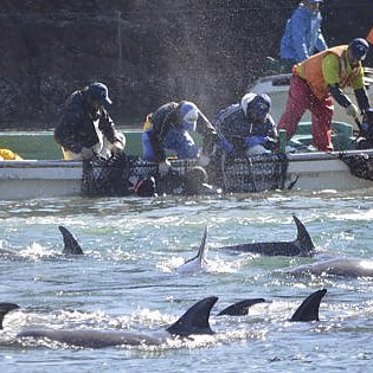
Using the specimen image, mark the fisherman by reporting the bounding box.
[54,82,126,161]
[278,38,371,151]
[141,101,217,175]
[280,0,327,67]
[213,92,278,158]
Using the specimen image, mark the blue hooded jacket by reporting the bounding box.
[280,3,327,63]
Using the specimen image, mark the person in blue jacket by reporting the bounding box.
[280,0,327,65]
[213,92,278,158]
[142,101,217,175]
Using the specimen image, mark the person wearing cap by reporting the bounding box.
[278,38,371,152]
[141,101,217,175]
[54,82,125,160]
[212,92,277,158]
[280,0,327,66]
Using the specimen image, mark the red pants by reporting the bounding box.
[278,75,334,151]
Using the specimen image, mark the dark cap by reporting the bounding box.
[87,82,112,106]
[348,38,369,61]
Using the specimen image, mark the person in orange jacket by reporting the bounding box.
[278,38,371,151]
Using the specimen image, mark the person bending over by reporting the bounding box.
[55,82,125,161]
[213,92,278,158]
[278,38,371,152]
[142,101,217,175]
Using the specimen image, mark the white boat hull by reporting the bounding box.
[1,150,372,200]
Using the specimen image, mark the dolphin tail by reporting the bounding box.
[293,215,315,256]
[0,303,20,329]
[197,225,208,263]
[58,226,84,255]
[290,289,327,322]
[217,298,265,316]
[166,296,218,336]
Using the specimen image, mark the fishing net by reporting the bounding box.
[81,153,289,197]
[81,154,199,197]
[219,153,289,193]
[339,152,373,181]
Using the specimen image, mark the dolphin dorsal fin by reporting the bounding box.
[293,215,315,256]
[58,226,84,255]
[290,289,327,322]
[197,225,208,263]
[0,303,20,329]
[166,296,218,336]
[217,298,265,316]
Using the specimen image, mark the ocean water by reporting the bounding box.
[0,189,373,372]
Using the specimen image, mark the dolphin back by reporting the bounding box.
[290,289,327,322]
[58,226,84,255]
[217,298,265,316]
[0,302,20,329]
[166,296,218,336]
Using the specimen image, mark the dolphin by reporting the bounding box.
[58,226,84,255]
[0,297,218,348]
[177,225,209,274]
[289,289,327,322]
[0,226,83,258]
[216,215,315,257]
[217,290,325,320]
[0,291,327,348]
[217,298,266,316]
[282,257,373,278]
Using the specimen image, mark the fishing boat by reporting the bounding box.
[0,125,372,200]
[2,68,373,200]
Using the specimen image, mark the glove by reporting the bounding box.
[112,140,125,155]
[158,159,171,176]
[80,146,95,160]
[244,136,267,148]
[198,153,210,167]
[345,103,359,118]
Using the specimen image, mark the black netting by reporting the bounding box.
[339,152,373,181]
[219,153,289,193]
[81,153,289,197]
[81,155,199,197]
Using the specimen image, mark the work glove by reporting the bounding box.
[198,153,210,167]
[158,159,171,176]
[244,135,267,148]
[345,103,359,119]
[80,146,96,160]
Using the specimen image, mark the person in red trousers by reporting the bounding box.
[278,38,370,151]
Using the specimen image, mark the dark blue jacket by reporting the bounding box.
[213,103,277,154]
[54,90,121,153]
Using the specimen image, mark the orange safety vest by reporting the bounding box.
[294,45,362,100]
[367,27,373,45]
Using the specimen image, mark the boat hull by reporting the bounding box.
[1,150,372,200]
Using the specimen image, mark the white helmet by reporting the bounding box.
[240,93,257,115]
